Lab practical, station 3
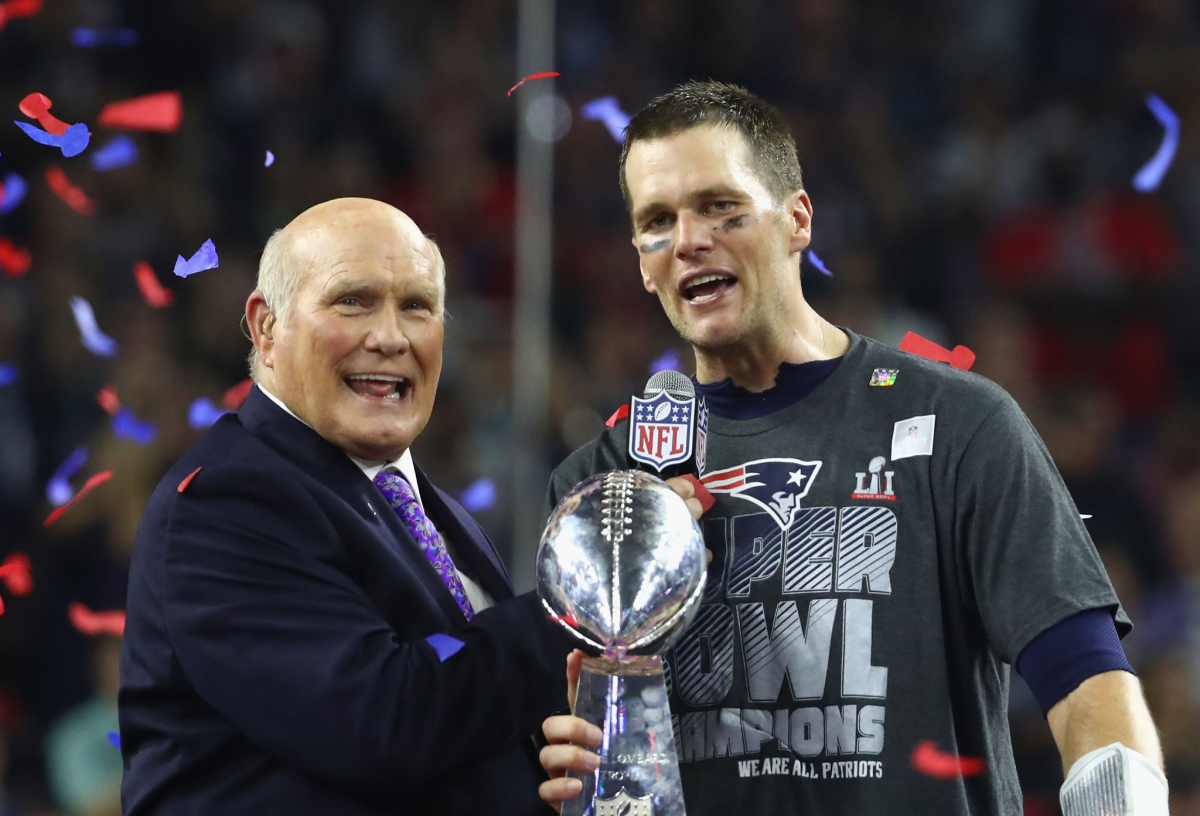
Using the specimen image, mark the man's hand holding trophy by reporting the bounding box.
[536,470,708,816]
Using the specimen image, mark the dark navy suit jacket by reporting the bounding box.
[119,387,570,815]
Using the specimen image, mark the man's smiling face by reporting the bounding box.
[625,124,811,352]
[253,200,444,462]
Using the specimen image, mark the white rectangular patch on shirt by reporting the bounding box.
[891,414,936,460]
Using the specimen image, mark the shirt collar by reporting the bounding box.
[694,355,843,420]
[256,383,422,507]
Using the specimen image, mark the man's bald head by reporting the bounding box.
[244,197,447,461]
[249,198,445,379]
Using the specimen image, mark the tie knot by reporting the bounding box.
[373,468,417,508]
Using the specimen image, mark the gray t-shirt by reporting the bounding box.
[546,329,1128,816]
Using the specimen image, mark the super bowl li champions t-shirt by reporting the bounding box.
[546,328,1128,816]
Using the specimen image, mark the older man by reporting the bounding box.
[119,198,573,815]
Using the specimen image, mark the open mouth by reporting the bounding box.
[344,373,412,401]
[681,272,737,304]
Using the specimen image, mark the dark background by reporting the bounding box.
[0,1,1198,813]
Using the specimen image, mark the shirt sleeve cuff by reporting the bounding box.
[1015,608,1134,716]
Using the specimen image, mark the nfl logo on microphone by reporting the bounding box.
[629,391,696,472]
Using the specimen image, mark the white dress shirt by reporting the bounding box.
[257,385,495,613]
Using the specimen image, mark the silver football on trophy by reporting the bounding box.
[536,470,707,656]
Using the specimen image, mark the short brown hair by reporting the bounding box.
[618,80,804,215]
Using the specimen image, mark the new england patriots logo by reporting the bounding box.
[700,458,823,530]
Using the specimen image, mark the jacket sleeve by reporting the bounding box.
[160,462,569,801]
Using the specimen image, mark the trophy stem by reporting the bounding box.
[563,655,686,816]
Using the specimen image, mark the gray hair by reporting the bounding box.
[247,229,447,381]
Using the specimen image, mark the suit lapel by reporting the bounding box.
[372,486,469,624]
[416,468,515,603]
[237,386,468,624]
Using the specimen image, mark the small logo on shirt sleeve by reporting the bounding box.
[869,368,899,386]
[891,414,936,460]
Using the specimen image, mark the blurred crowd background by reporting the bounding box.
[0,0,1198,813]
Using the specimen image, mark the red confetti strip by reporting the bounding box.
[0,237,31,277]
[43,470,112,526]
[19,92,71,136]
[222,378,253,411]
[899,331,976,371]
[605,403,630,427]
[133,260,174,308]
[45,166,94,216]
[96,91,182,133]
[678,474,716,514]
[911,740,987,779]
[507,71,560,97]
[96,384,120,414]
[550,614,579,627]
[67,602,125,638]
[177,466,201,493]
[0,0,43,32]
[0,553,32,596]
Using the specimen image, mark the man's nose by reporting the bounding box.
[363,308,411,355]
[674,212,714,258]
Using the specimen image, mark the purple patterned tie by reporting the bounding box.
[373,468,475,620]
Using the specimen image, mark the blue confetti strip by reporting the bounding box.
[580,96,632,143]
[112,407,158,444]
[0,173,28,214]
[460,478,496,512]
[107,731,121,749]
[0,364,16,386]
[71,28,139,47]
[1133,93,1180,193]
[187,397,230,430]
[47,446,88,507]
[90,136,138,172]
[69,297,118,357]
[807,250,833,277]
[425,633,465,662]
[265,150,275,167]
[649,349,681,374]
[14,121,90,158]
[173,239,220,278]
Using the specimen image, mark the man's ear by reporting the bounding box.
[246,291,277,369]
[785,189,813,255]
[632,237,657,294]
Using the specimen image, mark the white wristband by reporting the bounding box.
[1060,742,1168,816]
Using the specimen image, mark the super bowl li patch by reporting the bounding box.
[869,368,898,386]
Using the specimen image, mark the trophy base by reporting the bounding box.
[563,655,686,816]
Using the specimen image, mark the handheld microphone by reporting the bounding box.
[627,369,709,480]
